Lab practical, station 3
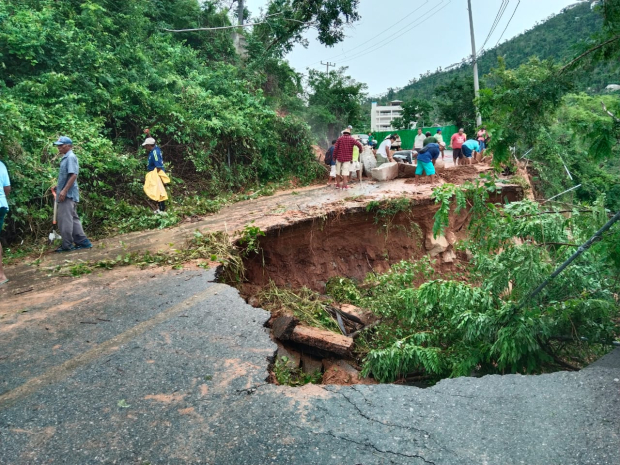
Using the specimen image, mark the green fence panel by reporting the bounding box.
[372,125,458,150]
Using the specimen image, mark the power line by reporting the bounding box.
[477,0,510,55]
[307,0,430,66]
[334,0,453,66]
[494,0,521,47]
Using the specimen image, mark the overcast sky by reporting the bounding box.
[243,0,587,96]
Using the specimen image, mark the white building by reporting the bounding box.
[371,100,405,132]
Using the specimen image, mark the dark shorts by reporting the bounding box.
[462,145,474,158]
[0,207,7,232]
[453,148,463,159]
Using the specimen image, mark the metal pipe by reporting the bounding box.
[542,184,581,204]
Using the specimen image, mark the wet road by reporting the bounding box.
[1,266,619,464]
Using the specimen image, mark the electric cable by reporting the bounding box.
[307,0,430,66]
[494,0,521,47]
[477,0,510,55]
[334,0,452,66]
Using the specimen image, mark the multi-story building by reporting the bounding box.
[370,100,406,132]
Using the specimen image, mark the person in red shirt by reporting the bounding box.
[450,128,467,166]
[332,128,363,189]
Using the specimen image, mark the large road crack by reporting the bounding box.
[316,430,437,464]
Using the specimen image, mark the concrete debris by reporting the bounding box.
[442,249,457,264]
[425,234,449,256]
[371,162,399,182]
[289,326,354,357]
[339,304,374,326]
[300,354,323,375]
[276,343,301,369]
[435,159,446,172]
[322,359,378,385]
[272,316,298,341]
[397,163,417,178]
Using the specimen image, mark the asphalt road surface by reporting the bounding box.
[1,267,619,464]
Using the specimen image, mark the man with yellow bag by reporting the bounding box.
[142,136,170,214]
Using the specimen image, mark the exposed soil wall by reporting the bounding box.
[244,186,523,292]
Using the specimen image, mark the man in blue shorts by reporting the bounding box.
[415,142,440,184]
[461,139,480,165]
[0,158,11,285]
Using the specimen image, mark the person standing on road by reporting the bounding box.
[367,133,377,150]
[461,139,480,165]
[53,136,92,252]
[435,129,445,159]
[143,136,168,213]
[325,140,337,187]
[332,127,363,189]
[0,159,11,285]
[414,128,426,152]
[450,128,467,166]
[376,134,397,166]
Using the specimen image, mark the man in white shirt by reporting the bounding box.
[376,135,396,166]
[414,128,426,151]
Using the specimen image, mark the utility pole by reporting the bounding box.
[237,0,244,26]
[321,61,336,75]
[467,0,482,127]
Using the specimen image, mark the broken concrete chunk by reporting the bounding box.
[300,354,323,375]
[425,234,449,256]
[339,304,373,326]
[397,163,417,178]
[272,316,298,341]
[435,159,446,172]
[442,249,457,264]
[289,326,354,357]
[371,162,398,182]
[445,230,457,245]
[322,359,378,385]
[276,343,301,369]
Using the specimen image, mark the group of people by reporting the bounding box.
[0,134,167,286]
[324,125,491,187]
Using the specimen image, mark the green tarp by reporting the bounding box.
[372,125,458,150]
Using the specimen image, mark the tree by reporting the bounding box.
[434,75,477,135]
[249,0,360,58]
[391,98,433,130]
[305,67,367,144]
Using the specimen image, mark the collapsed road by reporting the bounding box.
[0,267,618,464]
[1,165,619,464]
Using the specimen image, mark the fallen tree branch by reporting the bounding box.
[560,34,620,73]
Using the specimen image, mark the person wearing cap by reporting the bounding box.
[435,129,445,160]
[0,158,10,285]
[332,127,363,189]
[143,136,167,213]
[53,136,92,252]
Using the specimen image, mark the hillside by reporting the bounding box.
[381,2,617,102]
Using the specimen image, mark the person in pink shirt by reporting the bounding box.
[450,128,467,166]
[477,126,489,158]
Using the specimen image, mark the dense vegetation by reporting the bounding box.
[0,0,361,244]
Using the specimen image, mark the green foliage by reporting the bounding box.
[273,356,322,387]
[391,98,433,130]
[434,75,477,135]
[305,67,367,143]
[257,281,340,332]
[0,0,324,245]
[350,191,620,383]
[238,223,265,256]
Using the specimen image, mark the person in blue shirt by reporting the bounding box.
[53,136,92,252]
[414,142,440,184]
[461,139,480,165]
[0,159,11,284]
[142,136,167,213]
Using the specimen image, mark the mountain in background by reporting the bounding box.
[377,1,617,103]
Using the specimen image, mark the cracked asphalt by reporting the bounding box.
[1,267,619,464]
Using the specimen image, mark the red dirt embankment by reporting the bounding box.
[243,187,523,292]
